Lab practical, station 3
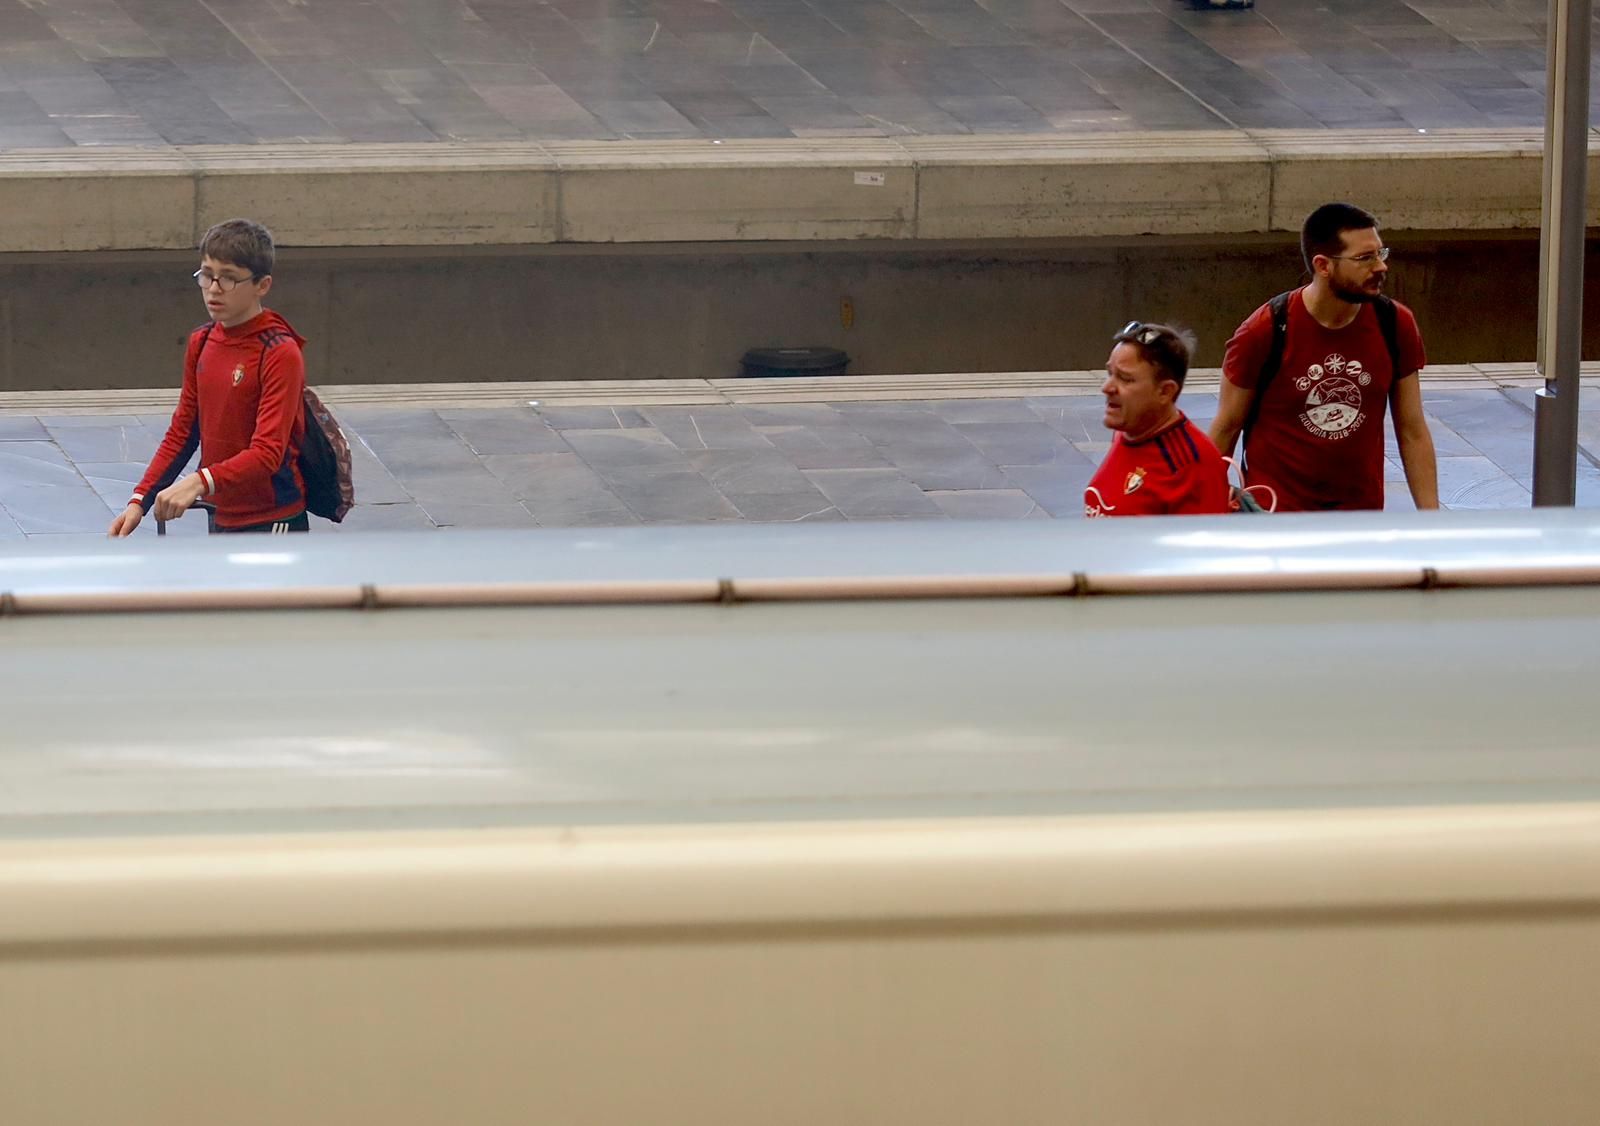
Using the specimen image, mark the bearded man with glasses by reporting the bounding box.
[1208,202,1438,513]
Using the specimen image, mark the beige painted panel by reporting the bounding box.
[1262,128,1600,231]
[188,145,559,246]
[2,807,1598,1125]
[550,140,914,242]
[908,133,1271,239]
[5,918,1598,1126]
[0,152,193,252]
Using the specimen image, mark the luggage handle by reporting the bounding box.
[155,499,216,536]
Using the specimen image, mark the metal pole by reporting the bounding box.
[1533,0,1592,506]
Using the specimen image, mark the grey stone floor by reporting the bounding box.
[0,0,1578,148]
[6,384,1599,541]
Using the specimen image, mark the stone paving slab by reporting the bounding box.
[4,2,1597,253]
[6,376,1599,539]
[0,0,1589,147]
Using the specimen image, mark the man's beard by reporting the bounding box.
[1330,277,1381,304]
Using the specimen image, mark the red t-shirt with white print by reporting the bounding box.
[1222,288,1425,512]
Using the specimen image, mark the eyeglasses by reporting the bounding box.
[193,268,260,292]
[1326,247,1390,265]
[1113,321,1171,346]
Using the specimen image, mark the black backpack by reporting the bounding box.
[1242,289,1403,444]
[195,323,354,522]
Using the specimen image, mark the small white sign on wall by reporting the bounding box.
[853,171,886,187]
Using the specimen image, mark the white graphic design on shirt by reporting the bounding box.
[1294,352,1367,440]
[1084,486,1116,517]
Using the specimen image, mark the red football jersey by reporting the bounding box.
[1222,288,1426,512]
[1084,413,1230,518]
[133,310,308,529]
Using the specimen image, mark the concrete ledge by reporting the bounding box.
[1,129,1595,252]
[0,362,1576,414]
[548,140,914,242]
[905,133,1270,239]
[188,145,559,247]
[1256,129,1583,232]
[0,151,195,253]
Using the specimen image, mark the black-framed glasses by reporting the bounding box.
[1113,320,1171,346]
[193,268,259,292]
[1326,247,1390,265]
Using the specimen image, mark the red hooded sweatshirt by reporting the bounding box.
[133,310,308,529]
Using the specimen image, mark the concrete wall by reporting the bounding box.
[0,231,1591,391]
[0,131,1585,253]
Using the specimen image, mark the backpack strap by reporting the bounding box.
[1241,289,1295,447]
[191,321,214,367]
[1372,293,1405,381]
[1240,291,1405,455]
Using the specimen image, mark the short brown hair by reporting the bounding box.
[199,218,274,279]
[1301,202,1377,273]
[1111,320,1196,389]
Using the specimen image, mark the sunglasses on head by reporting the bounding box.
[1113,321,1171,346]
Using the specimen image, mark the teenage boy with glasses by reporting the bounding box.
[1084,321,1230,517]
[109,218,311,536]
[1208,201,1438,512]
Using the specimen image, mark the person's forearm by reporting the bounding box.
[1209,419,1242,461]
[153,472,207,518]
[1209,379,1255,462]
[1398,429,1439,509]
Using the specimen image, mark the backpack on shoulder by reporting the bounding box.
[298,387,354,522]
[1232,288,1404,513]
[195,323,354,522]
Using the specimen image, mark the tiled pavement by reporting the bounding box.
[0,0,1580,148]
[5,381,1598,541]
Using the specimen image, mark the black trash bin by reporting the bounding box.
[740,347,850,378]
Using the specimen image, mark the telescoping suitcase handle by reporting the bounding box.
[156,500,216,536]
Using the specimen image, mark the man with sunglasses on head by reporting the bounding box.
[1208,201,1438,512]
[1085,321,1230,517]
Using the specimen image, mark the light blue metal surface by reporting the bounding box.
[5,509,1600,597]
[2,512,1600,842]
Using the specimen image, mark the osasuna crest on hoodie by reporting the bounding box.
[133,310,308,529]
